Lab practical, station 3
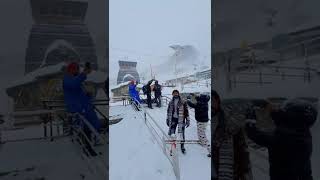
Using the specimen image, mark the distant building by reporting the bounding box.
[117,61,140,84]
[5,0,103,126]
[165,69,211,85]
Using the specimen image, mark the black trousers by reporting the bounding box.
[155,95,161,107]
[168,117,185,148]
[147,93,152,108]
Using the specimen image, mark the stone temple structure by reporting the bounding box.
[25,0,98,74]
[117,61,140,84]
[5,0,106,125]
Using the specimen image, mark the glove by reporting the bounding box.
[166,119,170,127]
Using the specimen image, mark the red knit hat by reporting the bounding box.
[67,62,79,75]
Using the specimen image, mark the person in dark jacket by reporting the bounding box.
[63,62,101,135]
[187,93,211,157]
[245,98,318,180]
[145,79,154,109]
[154,80,162,107]
[166,89,190,154]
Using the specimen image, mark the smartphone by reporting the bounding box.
[85,62,91,69]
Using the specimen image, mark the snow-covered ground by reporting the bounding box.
[144,106,211,180]
[0,125,106,180]
[109,105,176,180]
[109,97,211,180]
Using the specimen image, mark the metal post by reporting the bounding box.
[144,112,147,123]
[50,112,53,141]
[44,118,47,138]
[259,71,262,85]
[56,114,60,136]
[162,136,166,154]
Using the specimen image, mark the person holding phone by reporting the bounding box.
[63,61,101,143]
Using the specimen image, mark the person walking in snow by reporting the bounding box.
[63,62,101,144]
[128,80,141,111]
[245,99,318,180]
[154,80,162,107]
[187,93,211,157]
[166,89,190,154]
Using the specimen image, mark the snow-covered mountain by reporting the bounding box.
[140,45,210,82]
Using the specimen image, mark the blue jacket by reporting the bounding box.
[63,73,90,113]
[128,84,141,103]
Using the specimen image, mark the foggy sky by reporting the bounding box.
[109,0,211,84]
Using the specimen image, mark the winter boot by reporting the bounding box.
[181,144,186,154]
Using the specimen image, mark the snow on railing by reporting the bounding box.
[69,113,107,178]
[128,98,180,180]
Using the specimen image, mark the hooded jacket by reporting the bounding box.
[245,99,317,180]
[187,94,210,122]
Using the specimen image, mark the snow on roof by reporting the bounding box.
[123,74,134,79]
[7,62,67,88]
[7,62,106,89]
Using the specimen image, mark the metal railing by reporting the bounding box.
[41,99,108,140]
[41,99,107,178]
[68,112,107,178]
[127,97,180,180]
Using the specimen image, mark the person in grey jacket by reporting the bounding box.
[166,89,190,154]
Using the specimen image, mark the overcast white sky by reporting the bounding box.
[109,0,211,83]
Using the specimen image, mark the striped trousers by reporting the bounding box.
[197,122,211,153]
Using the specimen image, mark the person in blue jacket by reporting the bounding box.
[128,80,141,110]
[63,62,101,133]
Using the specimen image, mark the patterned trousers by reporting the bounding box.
[197,122,211,153]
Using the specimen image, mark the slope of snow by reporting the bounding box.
[0,126,103,180]
[144,105,211,180]
[109,106,176,180]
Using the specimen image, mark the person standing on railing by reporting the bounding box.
[187,93,211,157]
[166,89,190,154]
[128,80,141,111]
[154,80,162,108]
[63,62,101,141]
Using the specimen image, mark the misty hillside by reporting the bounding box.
[139,45,210,82]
